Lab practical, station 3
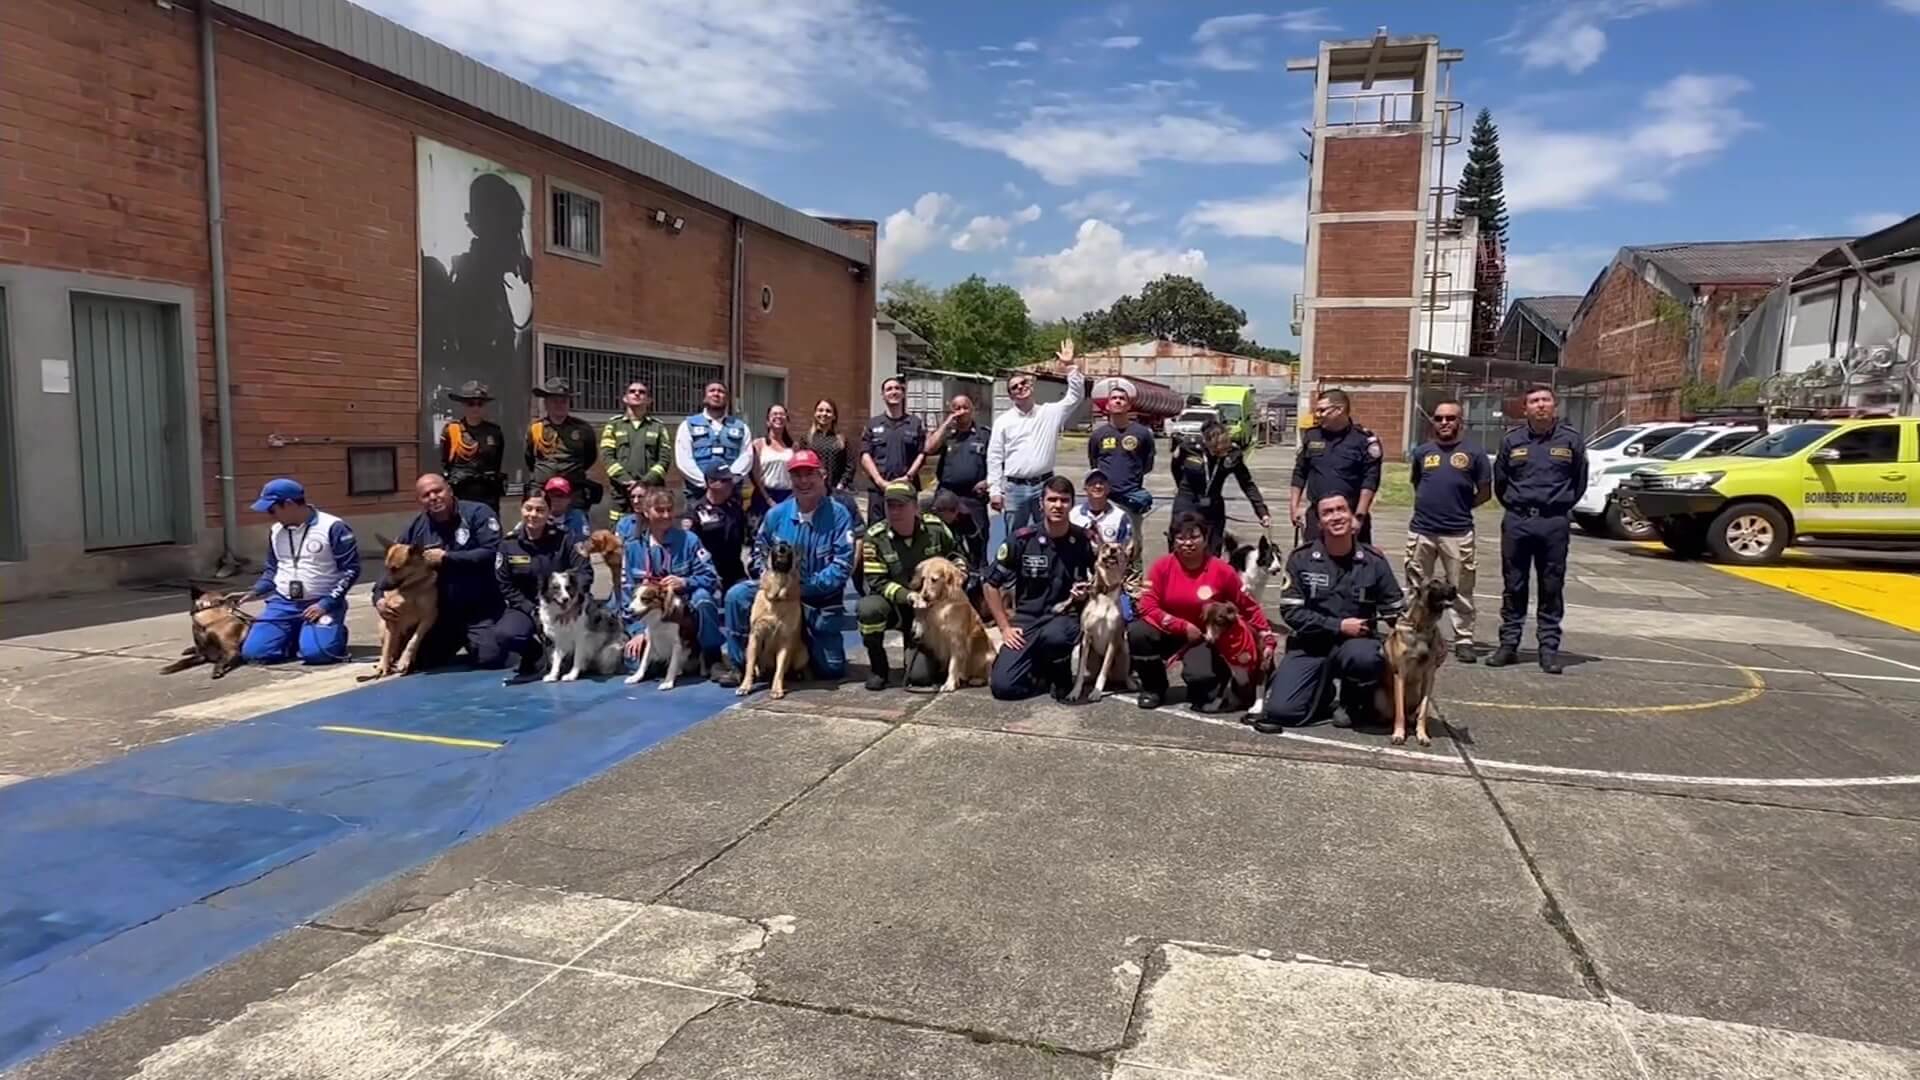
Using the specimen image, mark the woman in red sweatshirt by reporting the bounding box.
[1129,510,1276,711]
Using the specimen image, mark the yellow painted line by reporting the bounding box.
[1709,561,1920,635]
[1447,640,1767,714]
[317,725,503,750]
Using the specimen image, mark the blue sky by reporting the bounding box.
[366,0,1918,347]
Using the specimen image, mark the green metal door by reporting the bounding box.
[0,289,19,560]
[71,295,187,550]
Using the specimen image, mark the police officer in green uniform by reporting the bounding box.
[525,377,600,508]
[857,481,959,690]
[1491,383,1588,675]
[1289,388,1383,545]
[600,378,671,525]
[439,380,507,512]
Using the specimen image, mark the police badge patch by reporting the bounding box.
[1121,434,1139,451]
[1367,438,1382,460]
[1450,451,1470,470]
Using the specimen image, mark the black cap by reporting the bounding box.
[532,377,573,398]
[448,380,493,404]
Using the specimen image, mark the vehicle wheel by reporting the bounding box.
[1655,519,1707,558]
[1706,503,1789,565]
[1573,512,1607,536]
[1604,500,1656,541]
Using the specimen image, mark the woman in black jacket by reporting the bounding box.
[491,492,593,681]
[1169,420,1271,555]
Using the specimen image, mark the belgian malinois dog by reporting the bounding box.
[1377,579,1458,746]
[365,537,439,680]
[159,586,252,679]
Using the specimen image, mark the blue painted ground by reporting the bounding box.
[0,668,742,1071]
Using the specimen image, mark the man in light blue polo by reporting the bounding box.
[238,478,360,665]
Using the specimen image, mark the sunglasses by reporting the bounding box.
[1434,414,1462,423]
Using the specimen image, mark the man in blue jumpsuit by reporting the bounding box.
[714,448,856,686]
[375,472,505,668]
[985,476,1095,701]
[238,478,360,665]
[1491,384,1587,675]
[1258,492,1405,733]
[620,487,723,670]
[1289,389,1383,545]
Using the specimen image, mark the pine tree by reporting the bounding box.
[1457,109,1508,243]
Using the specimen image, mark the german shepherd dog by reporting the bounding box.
[624,578,702,690]
[738,542,807,699]
[1224,533,1284,596]
[1376,580,1458,746]
[159,586,252,679]
[539,571,627,681]
[365,537,439,680]
[1070,540,1131,702]
[1199,600,1274,716]
[908,555,995,693]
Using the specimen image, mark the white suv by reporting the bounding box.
[1578,423,1763,539]
[1571,422,1693,535]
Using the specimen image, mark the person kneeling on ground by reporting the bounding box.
[492,493,593,683]
[1258,493,1404,733]
[714,448,856,687]
[375,473,505,669]
[238,478,360,665]
[1130,511,1276,712]
[859,481,960,690]
[679,466,750,592]
[985,476,1096,701]
[620,488,722,673]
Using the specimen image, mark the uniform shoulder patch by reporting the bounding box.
[996,542,1011,561]
[866,520,890,537]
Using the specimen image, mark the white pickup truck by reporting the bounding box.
[1576,423,1763,538]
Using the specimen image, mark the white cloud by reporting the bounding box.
[1186,9,1336,71]
[1181,184,1308,244]
[362,0,925,146]
[1850,211,1907,233]
[1013,38,1040,52]
[878,192,955,281]
[986,59,1025,68]
[1890,0,1920,12]
[1059,190,1156,225]
[1497,0,1693,74]
[1013,220,1208,319]
[1100,35,1143,49]
[1497,73,1754,213]
[951,204,1043,252]
[1003,181,1027,200]
[1505,247,1615,297]
[935,87,1294,185]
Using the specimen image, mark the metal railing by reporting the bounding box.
[1323,89,1424,127]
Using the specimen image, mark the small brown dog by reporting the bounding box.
[159,586,252,679]
[908,555,995,692]
[738,542,807,699]
[365,537,439,680]
[579,528,624,585]
[1070,540,1130,701]
[1199,600,1273,715]
[1376,579,1457,746]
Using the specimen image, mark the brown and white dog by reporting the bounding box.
[908,555,995,692]
[1199,600,1274,716]
[365,537,439,680]
[159,586,252,679]
[738,542,808,699]
[625,579,702,690]
[1070,540,1131,702]
[579,528,624,585]
[1375,579,1457,746]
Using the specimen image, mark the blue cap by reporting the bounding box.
[250,478,305,512]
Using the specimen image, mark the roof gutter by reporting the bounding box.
[199,3,242,572]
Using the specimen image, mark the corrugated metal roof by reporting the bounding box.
[1515,295,1581,334]
[213,0,872,266]
[1627,238,1845,286]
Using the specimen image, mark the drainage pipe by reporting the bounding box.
[199,2,241,570]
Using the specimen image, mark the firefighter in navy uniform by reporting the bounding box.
[439,381,507,512]
[1491,384,1587,675]
[926,393,991,568]
[1258,493,1406,733]
[1288,388,1383,545]
[985,476,1096,701]
[681,466,750,591]
[857,482,960,690]
[525,377,601,508]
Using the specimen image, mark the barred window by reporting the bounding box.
[543,343,721,416]
[548,181,602,262]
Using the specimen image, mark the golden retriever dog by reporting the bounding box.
[579,528,624,586]
[908,555,995,692]
[1071,540,1130,702]
[1375,579,1458,746]
[363,537,439,680]
[158,586,252,679]
[738,542,808,699]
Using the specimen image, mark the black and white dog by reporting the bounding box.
[1223,533,1285,596]
[538,572,626,681]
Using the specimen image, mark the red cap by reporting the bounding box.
[788,449,823,473]
[542,477,573,496]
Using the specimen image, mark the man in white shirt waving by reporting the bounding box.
[988,339,1084,542]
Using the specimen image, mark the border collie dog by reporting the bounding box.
[538,572,626,681]
[1224,533,1285,596]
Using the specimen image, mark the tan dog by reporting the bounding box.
[159,586,252,679]
[738,542,808,699]
[1376,580,1457,746]
[579,528,624,585]
[1070,540,1130,702]
[908,555,995,692]
[364,537,439,680]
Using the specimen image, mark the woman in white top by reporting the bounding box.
[750,404,798,518]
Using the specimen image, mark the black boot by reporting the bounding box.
[1538,649,1564,675]
[711,654,743,688]
[1453,642,1478,664]
[863,635,890,691]
[1134,663,1168,710]
[502,647,543,685]
[1486,646,1519,668]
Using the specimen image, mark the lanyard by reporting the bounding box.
[279,521,313,576]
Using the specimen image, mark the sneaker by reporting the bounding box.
[711,658,743,689]
[1486,646,1519,668]
[1538,649,1564,675]
[1453,643,1478,665]
[1252,718,1287,734]
[864,671,889,691]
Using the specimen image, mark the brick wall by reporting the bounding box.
[1317,222,1417,298]
[1313,308,1411,382]
[1320,134,1422,213]
[1562,264,1690,418]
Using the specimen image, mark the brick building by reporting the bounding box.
[1560,239,1841,419]
[0,0,875,598]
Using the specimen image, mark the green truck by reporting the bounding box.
[1200,385,1257,448]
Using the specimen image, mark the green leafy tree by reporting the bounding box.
[879,278,948,364]
[1109,275,1247,349]
[938,275,1033,374]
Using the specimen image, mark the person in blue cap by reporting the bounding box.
[237,478,360,665]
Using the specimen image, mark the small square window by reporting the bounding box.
[549,180,603,263]
[346,446,398,496]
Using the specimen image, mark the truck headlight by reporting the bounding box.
[1666,471,1723,491]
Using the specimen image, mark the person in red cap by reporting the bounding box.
[541,476,591,548]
